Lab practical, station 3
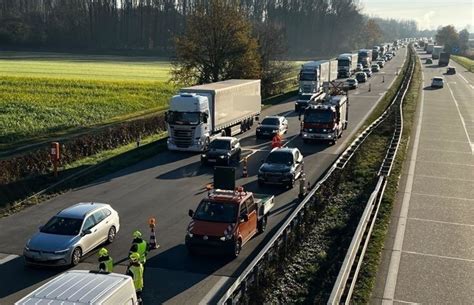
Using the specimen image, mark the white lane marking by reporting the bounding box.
[0,254,19,264]
[411,192,474,201]
[415,174,474,182]
[401,250,474,263]
[416,160,474,167]
[392,299,421,305]
[457,72,469,85]
[407,217,474,228]
[382,64,424,304]
[199,276,230,305]
[283,134,299,147]
[417,147,472,154]
[446,82,474,154]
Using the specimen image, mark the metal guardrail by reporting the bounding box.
[216,45,415,305]
[328,45,415,304]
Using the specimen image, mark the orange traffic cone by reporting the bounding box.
[148,218,159,250]
[242,157,248,177]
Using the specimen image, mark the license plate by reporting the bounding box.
[207,159,216,163]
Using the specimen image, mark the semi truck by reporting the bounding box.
[337,53,358,78]
[301,94,349,144]
[358,49,373,68]
[432,46,443,59]
[426,43,434,54]
[166,79,261,152]
[372,46,380,61]
[185,167,274,257]
[438,52,450,66]
[298,60,337,94]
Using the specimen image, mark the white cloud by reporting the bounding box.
[417,10,436,30]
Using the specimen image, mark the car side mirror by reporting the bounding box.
[255,116,259,122]
[188,209,194,217]
[82,229,92,236]
[240,214,249,223]
[202,114,208,123]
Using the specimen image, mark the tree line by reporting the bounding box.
[0,0,423,57]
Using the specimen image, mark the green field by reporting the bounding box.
[452,55,474,72]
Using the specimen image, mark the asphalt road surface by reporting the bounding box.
[372,49,474,304]
[0,47,407,305]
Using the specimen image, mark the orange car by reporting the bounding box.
[186,187,274,257]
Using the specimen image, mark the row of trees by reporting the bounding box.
[435,25,470,55]
[0,0,421,57]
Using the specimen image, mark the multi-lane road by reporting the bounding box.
[0,47,407,305]
[372,49,474,304]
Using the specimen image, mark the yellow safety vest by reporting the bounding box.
[129,263,144,291]
[135,240,148,264]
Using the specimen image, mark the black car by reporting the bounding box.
[446,67,456,75]
[201,137,241,166]
[258,147,304,188]
[355,72,367,83]
[256,116,288,139]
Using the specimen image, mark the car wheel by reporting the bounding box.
[71,247,82,266]
[107,226,116,244]
[258,216,268,234]
[232,239,242,258]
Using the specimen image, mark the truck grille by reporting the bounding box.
[172,128,194,148]
[266,172,282,178]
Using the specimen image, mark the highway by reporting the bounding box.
[0,47,406,305]
[372,49,474,304]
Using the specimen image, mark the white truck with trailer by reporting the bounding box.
[337,53,358,78]
[432,46,443,59]
[166,79,261,152]
[15,270,137,305]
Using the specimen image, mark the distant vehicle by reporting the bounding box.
[356,63,363,71]
[358,49,373,68]
[432,46,443,59]
[425,58,433,64]
[24,203,120,266]
[256,116,288,139]
[384,54,392,61]
[166,80,261,152]
[355,72,367,83]
[337,52,359,78]
[439,52,450,67]
[15,270,137,305]
[345,78,358,89]
[431,77,444,88]
[201,137,241,166]
[295,93,313,112]
[377,60,385,68]
[301,95,349,144]
[363,68,373,77]
[186,168,274,257]
[446,67,456,74]
[426,43,434,54]
[258,147,304,188]
[371,64,380,72]
[298,60,337,95]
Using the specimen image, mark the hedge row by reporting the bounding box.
[0,114,166,186]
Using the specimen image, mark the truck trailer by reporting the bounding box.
[166,79,261,152]
[301,95,349,144]
[337,53,358,78]
[432,46,443,59]
[298,60,337,94]
[438,52,450,66]
[426,44,434,54]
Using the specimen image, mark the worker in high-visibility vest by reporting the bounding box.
[98,247,113,272]
[271,133,282,148]
[129,230,149,264]
[126,252,144,304]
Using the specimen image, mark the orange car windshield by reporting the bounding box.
[194,200,237,223]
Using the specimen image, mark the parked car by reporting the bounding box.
[24,203,120,266]
[356,63,363,71]
[371,64,380,72]
[431,77,444,88]
[446,67,456,75]
[201,137,241,165]
[258,147,304,188]
[256,116,288,139]
[345,78,358,89]
[377,60,385,68]
[355,72,367,83]
[363,68,373,77]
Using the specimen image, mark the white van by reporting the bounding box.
[15,270,138,305]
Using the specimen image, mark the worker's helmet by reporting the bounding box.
[133,230,142,238]
[98,248,108,257]
[129,252,140,262]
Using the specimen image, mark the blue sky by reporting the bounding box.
[359,0,473,31]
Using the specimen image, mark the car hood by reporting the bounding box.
[260,163,292,173]
[206,149,229,157]
[258,124,279,129]
[189,220,235,237]
[27,232,78,251]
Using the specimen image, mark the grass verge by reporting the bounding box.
[451,55,474,72]
[351,49,422,303]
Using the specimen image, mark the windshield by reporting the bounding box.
[299,72,315,81]
[261,118,280,126]
[339,60,350,66]
[194,200,237,223]
[167,111,200,125]
[304,110,334,123]
[209,140,230,150]
[266,151,293,166]
[40,216,83,236]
